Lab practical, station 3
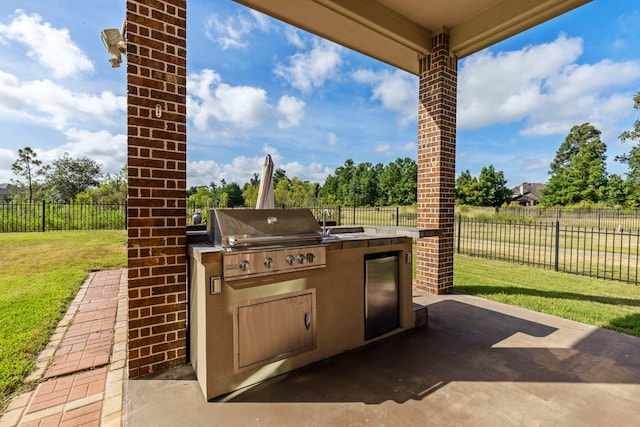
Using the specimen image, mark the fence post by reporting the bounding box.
[42,200,46,232]
[396,207,399,227]
[337,206,341,226]
[457,214,461,254]
[554,220,560,272]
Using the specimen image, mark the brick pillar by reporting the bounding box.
[126,0,188,377]
[415,32,457,294]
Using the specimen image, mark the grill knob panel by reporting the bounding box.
[286,255,295,265]
[239,260,250,271]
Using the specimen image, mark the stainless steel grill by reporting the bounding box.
[207,208,326,280]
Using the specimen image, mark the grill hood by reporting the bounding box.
[208,209,322,249]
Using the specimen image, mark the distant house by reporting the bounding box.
[0,183,15,198]
[512,183,545,206]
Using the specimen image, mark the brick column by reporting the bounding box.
[126,0,188,377]
[415,32,457,294]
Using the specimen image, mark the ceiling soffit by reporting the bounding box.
[234,0,591,75]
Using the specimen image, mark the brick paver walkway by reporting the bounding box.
[1,270,127,427]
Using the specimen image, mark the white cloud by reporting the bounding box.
[187,69,305,133]
[352,68,418,127]
[188,69,269,130]
[521,157,551,172]
[0,70,125,130]
[0,11,93,78]
[458,34,640,138]
[39,128,126,175]
[0,148,14,183]
[188,160,223,187]
[187,154,334,188]
[275,39,343,92]
[400,142,416,152]
[279,161,334,183]
[327,132,337,146]
[374,144,392,156]
[205,10,272,50]
[276,95,305,128]
[248,10,272,32]
[284,27,305,49]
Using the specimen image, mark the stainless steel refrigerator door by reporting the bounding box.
[365,253,399,340]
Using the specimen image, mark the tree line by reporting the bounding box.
[7,148,126,204]
[7,148,417,209]
[456,90,640,208]
[187,157,418,208]
[541,91,640,207]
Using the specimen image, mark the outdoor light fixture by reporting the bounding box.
[100,19,126,68]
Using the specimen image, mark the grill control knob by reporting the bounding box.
[306,253,316,263]
[239,260,250,271]
[264,257,274,268]
[286,255,295,265]
[297,254,305,264]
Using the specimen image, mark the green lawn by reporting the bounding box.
[454,254,640,337]
[0,231,126,411]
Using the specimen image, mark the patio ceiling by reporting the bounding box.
[234,0,591,74]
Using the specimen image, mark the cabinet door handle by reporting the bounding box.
[304,312,311,330]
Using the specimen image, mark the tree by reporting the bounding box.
[455,166,511,206]
[318,159,356,206]
[379,158,417,205]
[273,168,287,187]
[187,186,214,209]
[11,146,44,202]
[44,153,102,203]
[455,169,479,205]
[478,165,512,206]
[275,177,317,207]
[541,123,607,206]
[355,162,379,206]
[217,181,244,207]
[605,174,628,207]
[616,91,640,206]
[242,174,260,208]
[75,166,127,204]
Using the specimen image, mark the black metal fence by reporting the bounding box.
[4,201,639,284]
[455,216,640,285]
[499,206,640,233]
[0,201,126,232]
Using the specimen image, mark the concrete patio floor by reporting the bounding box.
[127,291,640,427]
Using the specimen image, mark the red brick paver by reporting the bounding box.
[26,369,107,414]
[1,269,127,427]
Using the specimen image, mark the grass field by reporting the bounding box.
[0,231,127,411]
[454,254,640,337]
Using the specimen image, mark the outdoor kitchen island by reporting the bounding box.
[188,209,421,400]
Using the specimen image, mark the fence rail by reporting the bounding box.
[186,203,417,228]
[1,201,126,232]
[455,216,640,285]
[498,206,640,233]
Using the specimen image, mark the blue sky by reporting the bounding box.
[0,0,639,190]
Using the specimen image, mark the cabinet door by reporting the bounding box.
[236,290,315,370]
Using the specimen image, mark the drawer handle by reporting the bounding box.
[304,312,311,330]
